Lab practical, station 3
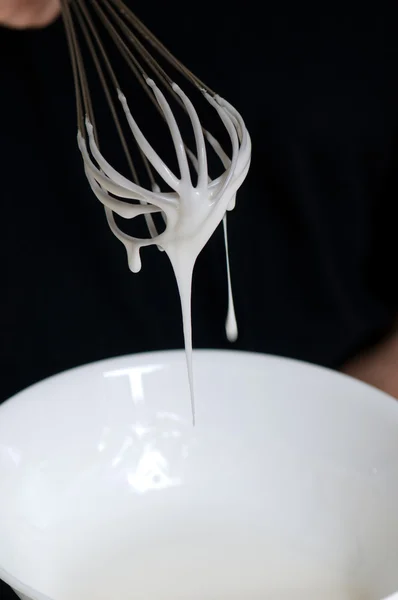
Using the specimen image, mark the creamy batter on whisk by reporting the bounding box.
[60,0,251,423]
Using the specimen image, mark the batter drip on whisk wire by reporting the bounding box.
[59,0,252,425]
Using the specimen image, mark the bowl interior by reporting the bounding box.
[1,350,398,600]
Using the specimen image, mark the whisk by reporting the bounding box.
[60,0,251,423]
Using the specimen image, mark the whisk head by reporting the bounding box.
[60,0,251,272]
[60,0,251,424]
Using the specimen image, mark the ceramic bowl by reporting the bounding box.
[0,350,398,599]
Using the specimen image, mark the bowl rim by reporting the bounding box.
[3,347,396,407]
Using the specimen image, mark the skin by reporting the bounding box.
[0,0,60,28]
[342,331,398,399]
[1,0,397,401]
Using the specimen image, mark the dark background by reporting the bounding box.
[1,1,398,596]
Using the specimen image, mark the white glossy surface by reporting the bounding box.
[0,350,398,599]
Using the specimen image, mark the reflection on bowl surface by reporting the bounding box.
[1,350,398,600]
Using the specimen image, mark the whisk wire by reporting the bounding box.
[104,0,214,94]
[60,0,251,424]
[62,0,170,236]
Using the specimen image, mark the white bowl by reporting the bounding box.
[0,350,398,600]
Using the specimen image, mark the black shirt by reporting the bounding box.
[1,4,398,409]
